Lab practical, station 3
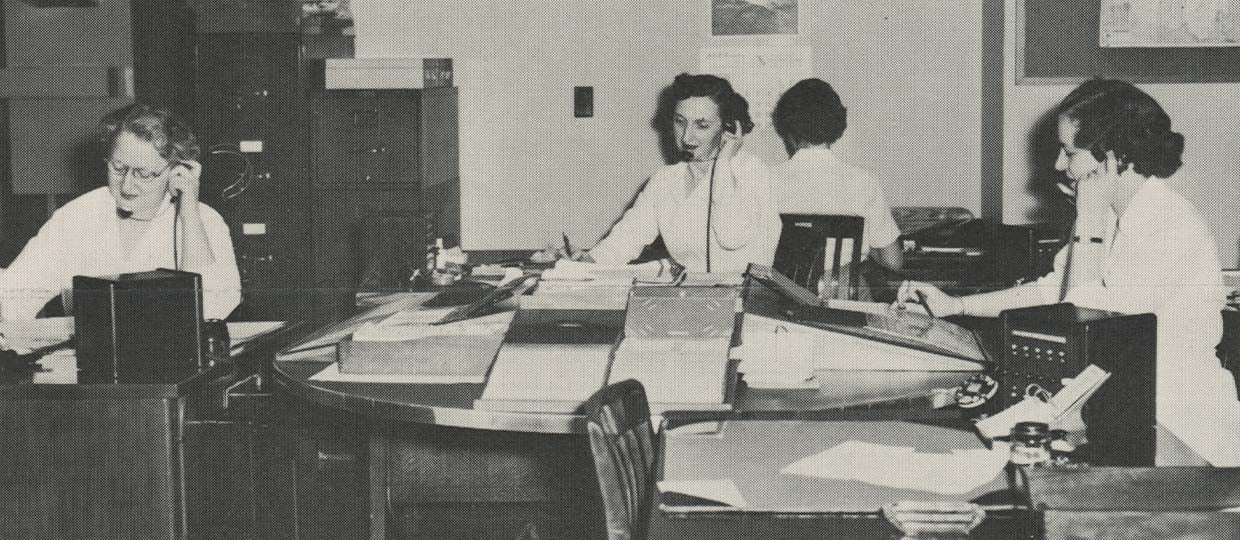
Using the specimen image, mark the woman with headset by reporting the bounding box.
[0,103,241,320]
[578,73,781,273]
[897,79,1240,466]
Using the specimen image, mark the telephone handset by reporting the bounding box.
[168,162,189,205]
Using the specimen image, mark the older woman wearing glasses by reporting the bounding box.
[0,103,241,320]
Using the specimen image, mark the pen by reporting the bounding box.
[916,290,935,318]
[562,232,574,259]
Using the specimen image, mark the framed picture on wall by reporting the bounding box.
[712,0,797,36]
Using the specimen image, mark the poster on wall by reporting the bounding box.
[699,45,812,129]
[1100,0,1240,47]
[712,0,798,36]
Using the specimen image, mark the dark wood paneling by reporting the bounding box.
[0,397,182,540]
[130,0,195,117]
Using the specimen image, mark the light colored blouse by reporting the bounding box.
[591,150,781,273]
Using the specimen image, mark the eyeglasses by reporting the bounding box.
[103,158,172,182]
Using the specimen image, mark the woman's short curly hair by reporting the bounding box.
[97,103,200,164]
[660,73,754,135]
[1055,78,1183,178]
[771,78,847,150]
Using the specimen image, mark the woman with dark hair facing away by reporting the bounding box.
[897,79,1239,466]
[0,103,241,320]
[772,78,903,280]
[580,73,781,273]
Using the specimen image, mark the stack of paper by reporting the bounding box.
[734,313,819,389]
[541,259,676,283]
[475,309,626,413]
[607,285,741,413]
[523,278,634,310]
[781,441,1009,495]
[609,339,736,413]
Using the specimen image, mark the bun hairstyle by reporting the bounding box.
[98,103,201,164]
[665,73,755,135]
[1055,78,1183,179]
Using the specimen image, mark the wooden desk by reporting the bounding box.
[271,291,965,540]
[0,354,233,540]
[654,419,1036,540]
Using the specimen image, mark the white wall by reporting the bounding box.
[353,0,983,250]
[1001,0,1240,268]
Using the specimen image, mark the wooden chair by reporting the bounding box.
[773,214,865,301]
[584,379,662,540]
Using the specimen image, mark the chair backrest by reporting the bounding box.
[773,214,865,300]
[583,379,659,540]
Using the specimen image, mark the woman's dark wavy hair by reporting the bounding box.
[97,103,200,164]
[771,78,847,155]
[1055,78,1183,178]
[656,73,754,136]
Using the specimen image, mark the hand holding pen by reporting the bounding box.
[892,280,963,318]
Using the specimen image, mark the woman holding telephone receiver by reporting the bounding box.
[896,79,1240,466]
[0,103,241,320]
[580,73,781,273]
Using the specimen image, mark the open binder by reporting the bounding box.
[745,264,990,365]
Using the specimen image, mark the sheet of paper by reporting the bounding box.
[699,45,812,131]
[1100,0,1240,47]
[0,317,73,353]
[31,352,77,384]
[733,327,817,389]
[228,321,286,343]
[542,259,669,282]
[781,441,1009,495]
[352,310,513,342]
[658,478,748,508]
[309,362,484,385]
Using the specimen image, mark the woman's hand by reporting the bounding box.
[718,120,744,163]
[1074,151,1118,236]
[167,159,203,204]
[892,280,964,318]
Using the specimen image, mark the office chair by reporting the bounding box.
[584,379,663,540]
[773,214,865,301]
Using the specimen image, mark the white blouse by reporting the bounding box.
[590,150,781,273]
[0,187,242,321]
[1034,177,1239,466]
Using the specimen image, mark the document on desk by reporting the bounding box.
[0,316,73,352]
[541,259,675,283]
[474,308,626,412]
[608,338,736,412]
[31,352,77,384]
[780,440,1010,495]
[334,310,513,380]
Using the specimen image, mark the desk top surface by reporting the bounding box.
[271,292,964,433]
[660,419,1014,515]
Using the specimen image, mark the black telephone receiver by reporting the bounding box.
[168,162,186,205]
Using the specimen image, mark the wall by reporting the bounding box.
[4,0,131,67]
[1001,0,1240,268]
[352,0,984,250]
